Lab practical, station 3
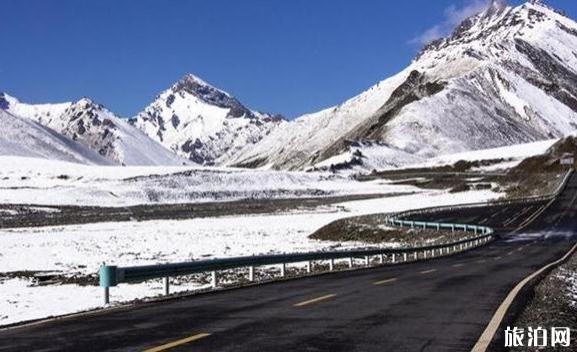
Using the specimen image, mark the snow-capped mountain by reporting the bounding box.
[48,99,189,166]
[230,0,577,170]
[0,92,71,125]
[1,93,188,166]
[130,74,285,165]
[0,108,111,165]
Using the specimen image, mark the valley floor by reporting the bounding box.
[0,187,498,326]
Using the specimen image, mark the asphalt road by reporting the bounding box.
[1,175,577,352]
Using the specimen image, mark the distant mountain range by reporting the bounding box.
[2,1,577,171]
[0,75,284,166]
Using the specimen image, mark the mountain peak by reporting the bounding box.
[172,73,232,98]
[168,73,257,119]
[179,73,216,89]
[75,97,95,106]
[0,92,9,110]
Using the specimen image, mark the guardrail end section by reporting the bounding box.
[99,265,118,288]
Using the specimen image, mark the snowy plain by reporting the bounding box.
[0,156,410,207]
[0,155,502,325]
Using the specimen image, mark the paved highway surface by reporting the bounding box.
[1,175,577,352]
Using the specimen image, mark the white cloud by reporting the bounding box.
[410,0,490,46]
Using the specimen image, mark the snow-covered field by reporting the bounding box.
[0,156,408,207]
[313,138,557,173]
[0,185,499,326]
[413,139,558,171]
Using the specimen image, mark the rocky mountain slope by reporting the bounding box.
[229,0,577,170]
[0,109,111,165]
[130,74,285,165]
[1,93,188,166]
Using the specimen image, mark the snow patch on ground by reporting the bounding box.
[556,268,577,308]
[313,139,557,173]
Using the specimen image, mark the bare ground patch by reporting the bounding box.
[309,213,473,246]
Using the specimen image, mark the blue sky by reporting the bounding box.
[1,0,576,119]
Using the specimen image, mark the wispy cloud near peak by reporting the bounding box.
[410,0,493,46]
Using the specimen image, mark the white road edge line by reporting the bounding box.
[471,241,577,352]
[473,181,577,352]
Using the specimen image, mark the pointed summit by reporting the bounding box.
[0,92,9,110]
[173,73,230,96]
[169,73,253,116]
[131,73,285,165]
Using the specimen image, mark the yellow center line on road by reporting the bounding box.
[419,269,437,275]
[143,333,211,352]
[294,294,336,307]
[373,278,398,285]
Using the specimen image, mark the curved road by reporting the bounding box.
[1,175,577,351]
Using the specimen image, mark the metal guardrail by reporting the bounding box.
[391,169,573,220]
[99,219,494,304]
[96,170,573,305]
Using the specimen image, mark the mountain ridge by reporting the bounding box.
[228,0,577,171]
[129,74,285,165]
[1,93,189,166]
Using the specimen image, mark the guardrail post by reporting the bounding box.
[348,258,353,268]
[211,271,217,288]
[364,256,370,267]
[451,224,455,232]
[392,253,396,263]
[379,254,384,264]
[99,264,117,305]
[329,259,334,271]
[403,253,408,262]
[280,263,286,277]
[436,224,440,231]
[306,261,312,273]
[424,250,428,259]
[163,277,170,296]
[248,266,255,282]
